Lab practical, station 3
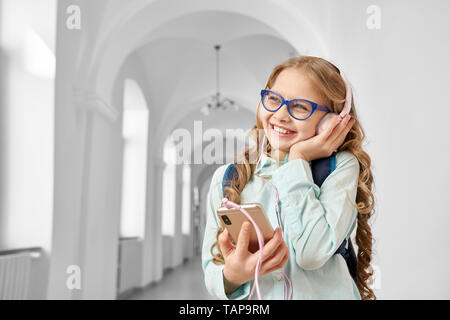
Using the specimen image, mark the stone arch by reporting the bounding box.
[76,0,329,108]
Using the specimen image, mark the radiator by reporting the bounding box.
[0,250,40,300]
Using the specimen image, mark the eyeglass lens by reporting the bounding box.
[262,91,312,119]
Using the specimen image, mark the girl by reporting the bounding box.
[201,55,375,300]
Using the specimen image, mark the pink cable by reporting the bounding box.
[220,135,293,300]
[221,198,264,300]
[256,134,293,300]
[255,174,293,300]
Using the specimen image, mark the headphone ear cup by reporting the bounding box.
[316,113,337,135]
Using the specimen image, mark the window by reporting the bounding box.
[0,0,56,251]
[182,164,191,235]
[120,78,149,238]
[161,138,177,236]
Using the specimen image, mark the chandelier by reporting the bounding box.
[201,45,239,116]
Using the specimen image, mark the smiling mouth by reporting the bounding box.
[270,123,297,137]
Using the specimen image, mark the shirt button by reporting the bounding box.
[276,274,282,281]
[284,200,289,207]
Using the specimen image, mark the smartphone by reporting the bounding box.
[217,203,275,253]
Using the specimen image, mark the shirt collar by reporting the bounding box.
[255,152,290,174]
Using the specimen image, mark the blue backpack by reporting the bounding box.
[222,154,358,284]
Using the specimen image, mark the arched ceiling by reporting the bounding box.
[76,0,330,158]
[77,0,329,105]
[125,14,299,150]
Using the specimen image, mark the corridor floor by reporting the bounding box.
[127,255,215,300]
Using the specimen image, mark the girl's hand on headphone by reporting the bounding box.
[219,222,287,286]
[288,114,355,162]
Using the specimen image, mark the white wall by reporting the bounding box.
[326,0,450,299]
[0,0,56,253]
[0,0,56,299]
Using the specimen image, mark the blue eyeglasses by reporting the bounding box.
[260,89,330,120]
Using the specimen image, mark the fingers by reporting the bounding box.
[263,250,289,275]
[334,114,350,134]
[330,114,355,147]
[333,114,351,138]
[236,221,252,256]
[218,228,234,257]
[322,114,341,140]
[341,114,354,131]
[256,227,283,262]
[260,244,290,275]
[331,114,342,128]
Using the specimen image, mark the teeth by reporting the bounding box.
[273,125,292,134]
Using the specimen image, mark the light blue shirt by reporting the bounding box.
[201,151,362,300]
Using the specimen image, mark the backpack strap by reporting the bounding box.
[334,238,358,284]
[222,163,238,198]
[310,154,336,188]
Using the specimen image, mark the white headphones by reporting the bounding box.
[316,71,353,135]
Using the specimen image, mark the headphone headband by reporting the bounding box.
[339,71,352,118]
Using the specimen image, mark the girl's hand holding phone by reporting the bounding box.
[288,114,356,162]
[219,221,289,289]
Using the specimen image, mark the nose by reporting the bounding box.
[272,103,292,122]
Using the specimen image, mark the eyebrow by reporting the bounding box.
[269,89,325,106]
[270,89,300,100]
